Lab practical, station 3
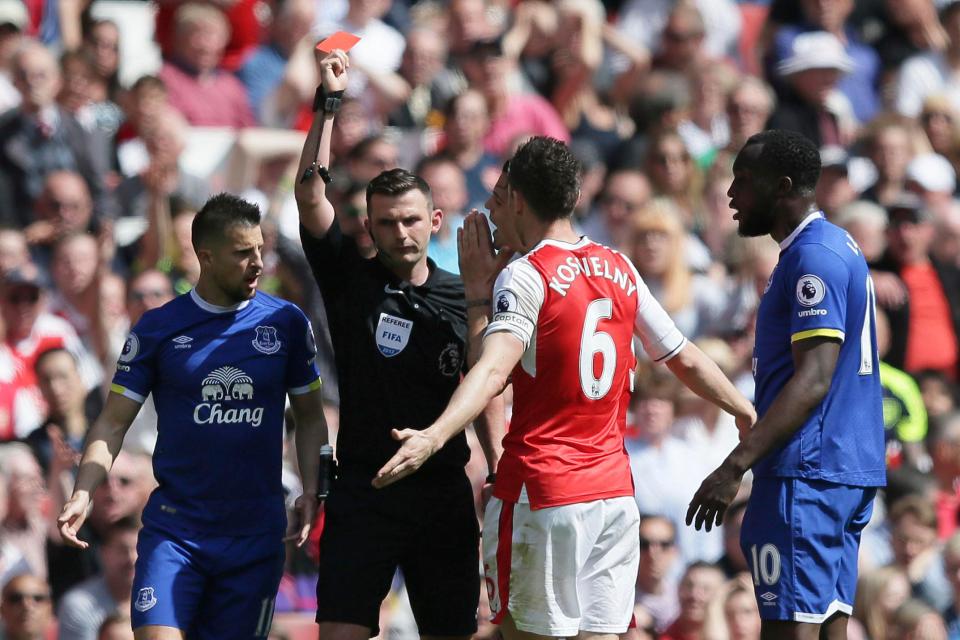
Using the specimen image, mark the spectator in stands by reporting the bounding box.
[388,28,459,130]
[890,598,950,639]
[768,31,856,148]
[860,116,919,209]
[0,0,26,114]
[417,155,467,274]
[57,50,122,140]
[0,444,47,580]
[24,347,95,473]
[345,134,399,184]
[581,168,651,250]
[835,200,889,264]
[0,228,28,277]
[0,573,53,639]
[0,474,30,588]
[1,264,100,436]
[852,566,911,640]
[930,413,960,541]
[660,562,726,640]
[463,36,569,157]
[888,494,952,611]
[81,19,120,102]
[702,574,760,640]
[919,371,960,422]
[905,153,957,220]
[634,513,681,633]
[25,170,96,266]
[874,194,960,380]
[895,2,960,119]
[644,129,706,237]
[815,145,858,218]
[716,500,750,578]
[57,517,139,640]
[0,41,112,228]
[441,89,499,209]
[159,2,254,128]
[629,369,719,562]
[933,202,960,271]
[235,0,315,124]
[47,451,152,599]
[724,78,775,155]
[627,200,725,339]
[768,0,881,123]
[919,96,960,182]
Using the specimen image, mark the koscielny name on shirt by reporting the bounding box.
[547,256,638,297]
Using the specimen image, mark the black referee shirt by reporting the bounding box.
[301,221,471,479]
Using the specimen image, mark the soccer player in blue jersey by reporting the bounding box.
[687,130,885,640]
[57,194,328,640]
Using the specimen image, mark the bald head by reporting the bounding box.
[13,41,61,112]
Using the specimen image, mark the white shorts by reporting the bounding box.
[481,495,640,637]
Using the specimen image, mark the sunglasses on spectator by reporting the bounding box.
[4,592,50,605]
[639,536,675,551]
[6,289,40,304]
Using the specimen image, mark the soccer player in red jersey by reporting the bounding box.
[375,136,755,639]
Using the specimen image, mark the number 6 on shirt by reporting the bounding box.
[580,298,616,400]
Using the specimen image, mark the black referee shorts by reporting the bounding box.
[315,467,480,637]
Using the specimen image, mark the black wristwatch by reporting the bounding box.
[300,162,333,184]
[313,86,345,114]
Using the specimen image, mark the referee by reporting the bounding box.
[294,49,503,640]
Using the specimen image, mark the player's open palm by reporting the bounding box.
[57,492,91,549]
[372,429,440,488]
[686,463,741,532]
[318,50,349,93]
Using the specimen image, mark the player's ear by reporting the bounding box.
[430,208,443,234]
[777,176,793,196]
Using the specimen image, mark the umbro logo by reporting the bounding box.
[173,335,193,349]
[760,592,777,602]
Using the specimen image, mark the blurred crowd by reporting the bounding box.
[0,0,958,638]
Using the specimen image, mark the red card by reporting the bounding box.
[316,31,361,54]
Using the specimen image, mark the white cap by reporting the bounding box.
[906,153,956,193]
[777,31,855,76]
[0,0,27,30]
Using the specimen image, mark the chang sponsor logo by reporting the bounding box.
[193,366,263,427]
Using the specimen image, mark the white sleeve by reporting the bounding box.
[484,260,545,350]
[631,267,687,362]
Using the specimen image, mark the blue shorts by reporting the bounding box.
[131,522,285,639]
[740,477,876,623]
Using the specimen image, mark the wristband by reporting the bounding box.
[300,162,333,185]
[485,473,496,484]
[466,298,491,308]
[313,86,345,113]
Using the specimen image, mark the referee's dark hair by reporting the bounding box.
[366,168,434,212]
[744,129,821,196]
[191,193,261,251]
[508,136,581,222]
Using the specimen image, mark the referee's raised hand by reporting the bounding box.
[372,428,441,488]
[318,49,349,92]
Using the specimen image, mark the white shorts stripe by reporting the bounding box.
[793,599,853,623]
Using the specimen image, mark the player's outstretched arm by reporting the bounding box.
[373,332,524,488]
[293,49,348,239]
[285,387,329,547]
[57,392,142,548]
[686,337,841,532]
[666,341,756,430]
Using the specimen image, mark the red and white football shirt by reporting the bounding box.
[486,238,686,509]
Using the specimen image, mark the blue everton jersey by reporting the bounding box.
[752,213,885,487]
[112,290,322,536]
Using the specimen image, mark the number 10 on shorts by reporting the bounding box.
[749,543,781,586]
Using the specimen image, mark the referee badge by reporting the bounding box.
[376,312,413,357]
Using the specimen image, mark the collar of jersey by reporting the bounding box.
[779,211,824,251]
[189,288,251,313]
[530,236,592,253]
[376,255,441,291]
